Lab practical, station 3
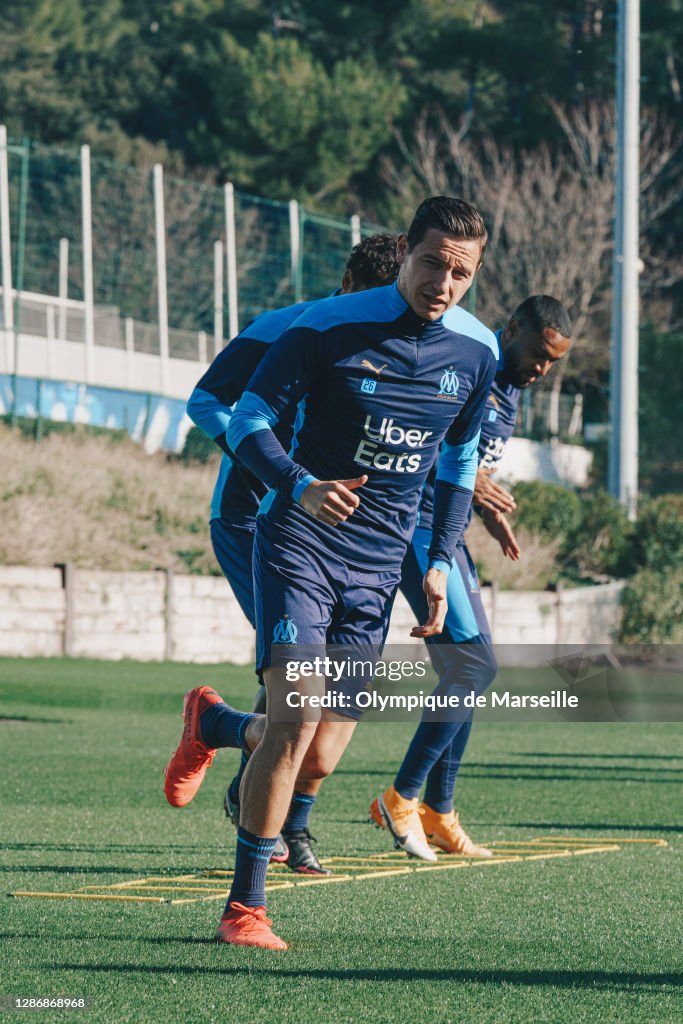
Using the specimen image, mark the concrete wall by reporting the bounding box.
[0,566,66,656]
[0,564,623,665]
[496,436,593,488]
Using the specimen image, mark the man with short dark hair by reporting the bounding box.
[209,195,499,949]
[371,295,572,860]
[166,235,400,876]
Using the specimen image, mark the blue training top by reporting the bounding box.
[227,282,498,571]
[418,331,520,538]
[187,299,317,530]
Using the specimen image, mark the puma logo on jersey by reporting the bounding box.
[361,359,388,378]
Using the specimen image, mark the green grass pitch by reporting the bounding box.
[1,657,681,1024]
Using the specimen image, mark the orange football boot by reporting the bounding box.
[215,903,288,951]
[419,804,492,857]
[164,686,224,807]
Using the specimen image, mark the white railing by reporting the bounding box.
[0,286,217,362]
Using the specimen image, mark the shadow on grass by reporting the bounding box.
[1,865,210,875]
[515,753,683,762]
[0,843,213,855]
[507,822,682,833]
[0,715,70,724]
[459,762,683,775]
[45,961,683,991]
[457,770,682,784]
[338,765,683,783]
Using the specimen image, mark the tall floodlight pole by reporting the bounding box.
[608,0,640,520]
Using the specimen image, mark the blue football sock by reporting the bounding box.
[282,791,316,835]
[393,719,465,800]
[225,826,277,910]
[199,703,254,752]
[423,719,473,813]
[228,750,250,807]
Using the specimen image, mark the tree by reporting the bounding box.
[382,102,683,436]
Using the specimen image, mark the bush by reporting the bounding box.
[511,481,583,546]
[631,494,683,574]
[619,568,683,643]
[180,426,220,465]
[565,489,634,578]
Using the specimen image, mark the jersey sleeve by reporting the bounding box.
[227,325,323,502]
[186,335,269,455]
[428,352,497,569]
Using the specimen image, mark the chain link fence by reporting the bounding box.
[1,136,375,362]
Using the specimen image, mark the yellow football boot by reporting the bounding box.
[370,785,437,861]
[419,804,492,857]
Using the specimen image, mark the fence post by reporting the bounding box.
[489,580,498,641]
[80,145,95,384]
[0,125,13,375]
[58,237,69,340]
[124,316,134,389]
[289,199,302,302]
[350,214,361,247]
[46,304,55,379]
[10,137,29,426]
[164,568,174,661]
[153,163,170,395]
[467,277,477,316]
[213,239,223,355]
[60,562,75,657]
[555,581,564,651]
[224,183,239,338]
[198,330,207,363]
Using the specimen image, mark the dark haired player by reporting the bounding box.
[165,236,401,875]
[371,295,573,859]
[210,196,499,949]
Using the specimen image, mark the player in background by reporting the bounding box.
[166,236,400,876]
[211,196,499,950]
[371,295,572,860]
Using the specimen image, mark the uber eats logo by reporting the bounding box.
[354,416,433,473]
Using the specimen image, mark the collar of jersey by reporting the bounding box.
[390,281,447,332]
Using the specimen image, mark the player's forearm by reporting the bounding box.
[186,386,233,455]
[428,480,473,568]
[227,394,315,502]
[428,435,479,566]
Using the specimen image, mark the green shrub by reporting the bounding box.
[632,494,683,574]
[566,489,634,578]
[180,426,220,464]
[511,481,582,546]
[619,568,683,643]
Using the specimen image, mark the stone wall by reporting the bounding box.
[0,565,623,664]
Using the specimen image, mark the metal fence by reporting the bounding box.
[0,131,383,365]
[0,130,582,440]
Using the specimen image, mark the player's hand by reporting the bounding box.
[473,467,516,515]
[411,568,448,638]
[299,476,368,526]
[482,509,521,561]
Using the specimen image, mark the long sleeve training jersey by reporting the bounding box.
[227,282,498,571]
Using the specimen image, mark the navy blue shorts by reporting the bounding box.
[210,518,256,628]
[253,517,401,719]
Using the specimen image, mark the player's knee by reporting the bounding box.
[299,743,338,780]
[264,719,318,762]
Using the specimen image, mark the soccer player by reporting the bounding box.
[371,295,572,860]
[172,235,400,875]
[212,196,499,950]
